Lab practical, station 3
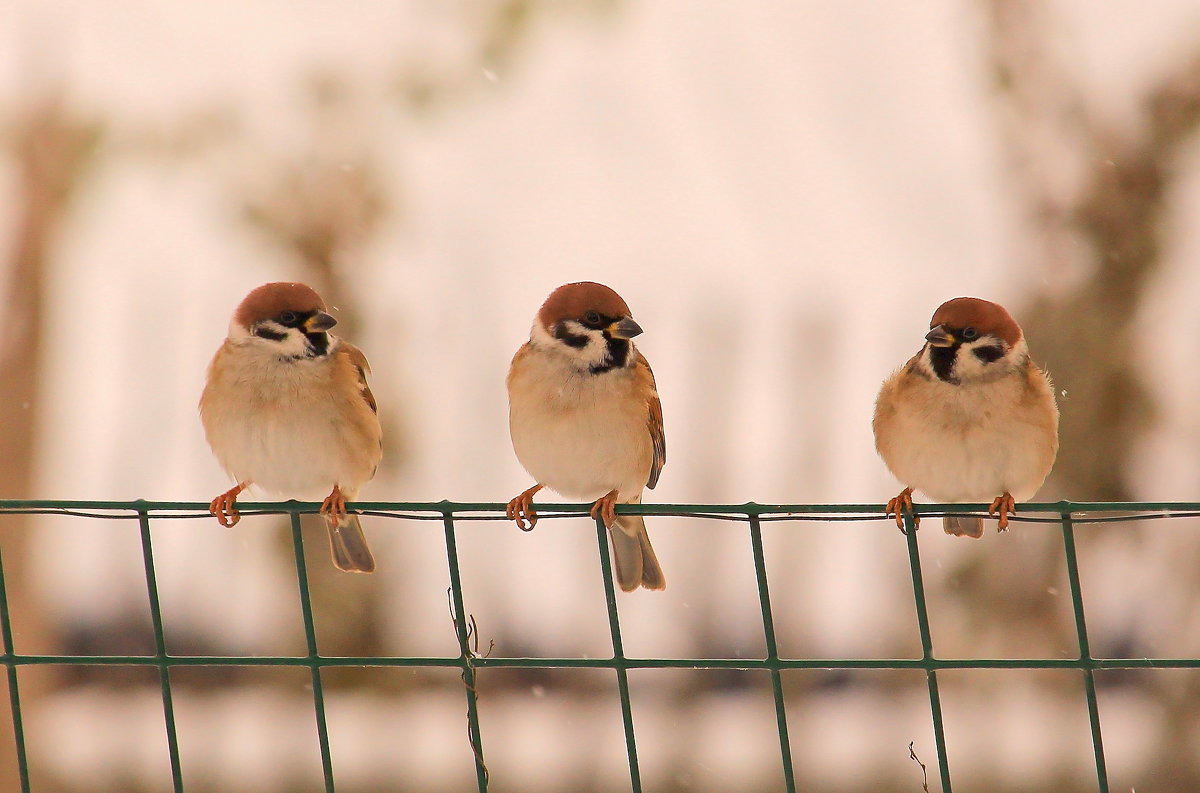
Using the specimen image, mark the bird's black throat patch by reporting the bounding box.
[929,344,959,383]
[304,331,330,357]
[589,337,631,375]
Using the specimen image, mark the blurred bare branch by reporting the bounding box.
[1,89,101,791]
[394,0,619,114]
[238,79,388,338]
[984,0,1200,502]
[982,4,1200,789]
[227,79,393,667]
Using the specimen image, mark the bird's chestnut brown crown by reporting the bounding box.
[234,282,328,329]
[929,297,1022,347]
[537,282,633,330]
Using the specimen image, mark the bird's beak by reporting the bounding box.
[924,325,955,347]
[306,312,338,332]
[608,316,643,340]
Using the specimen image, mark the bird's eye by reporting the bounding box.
[962,327,979,340]
[583,311,603,327]
[279,311,298,325]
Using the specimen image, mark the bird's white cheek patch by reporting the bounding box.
[533,320,610,370]
[954,346,999,380]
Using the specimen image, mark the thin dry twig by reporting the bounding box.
[447,587,490,781]
[908,741,931,793]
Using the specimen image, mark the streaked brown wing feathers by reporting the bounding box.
[636,353,666,489]
[339,342,378,414]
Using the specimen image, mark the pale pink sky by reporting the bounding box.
[3,0,1200,789]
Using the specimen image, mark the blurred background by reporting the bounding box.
[3,0,1200,790]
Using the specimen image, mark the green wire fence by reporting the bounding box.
[1,499,1199,793]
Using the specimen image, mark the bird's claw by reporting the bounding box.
[988,492,1016,532]
[885,487,919,533]
[320,486,348,525]
[589,490,619,529]
[506,485,543,531]
[209,484,244,528]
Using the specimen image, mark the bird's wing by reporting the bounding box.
[635,352,666,489]
[338,341,378,415]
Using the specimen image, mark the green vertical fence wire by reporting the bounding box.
[0,524,29,792]
[1060,511,1110,793]
[748,514,797,793]
[0,499,1199,793]
[593,516,643,793]
[441,511,489,792]
[288,512,337,793]
[901,508,953,793]
[136,509,184,793]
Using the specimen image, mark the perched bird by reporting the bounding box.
[200,282,382,572]
[506,282,667,592]
[873,297,1058,537]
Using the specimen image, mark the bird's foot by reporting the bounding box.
[506,484,543,531]
[320,485,348,524]
[989,492,1016,531]
[209,483,246,527]
[589,489,619,529]
[885,487,920,533]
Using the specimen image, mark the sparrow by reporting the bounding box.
[872,297,1059,537]
[200,282,382,572]
[506,282,667,592]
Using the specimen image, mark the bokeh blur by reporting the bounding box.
[3,0,1200,791]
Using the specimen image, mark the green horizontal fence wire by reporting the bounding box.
[1,500,1199,793]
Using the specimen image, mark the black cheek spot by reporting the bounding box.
[254,326,288,342]
[553,322,589,349]
[973,345,1005,364]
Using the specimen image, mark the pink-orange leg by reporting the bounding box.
[210,482,247,527]
[885,486,920,532]
[506,484,543,531]
[989,491,1016,532]
[320,485,348,524]
[589,489,619,529]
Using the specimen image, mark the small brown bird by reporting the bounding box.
[506,282,667,591]
[200,282,382,572]
[873,297,1058,537]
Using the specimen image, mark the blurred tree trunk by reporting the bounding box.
[984,0,1200,501]
[237,79,392,664]
[1,93,98,791]
[981,3,1200,786]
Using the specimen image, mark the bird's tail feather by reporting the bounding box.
[609,503,665,592]
[326,513,376,573]
[943,515,984,539]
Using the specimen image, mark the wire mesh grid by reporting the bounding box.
[2,499,1200,793]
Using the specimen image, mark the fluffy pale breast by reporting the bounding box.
[507,344,653,501]
[200,340,382,497]
[874,358,1058,502]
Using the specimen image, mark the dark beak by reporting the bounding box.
[608,316,643,340]
[924,325,955,347]
[306,312,338,332]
